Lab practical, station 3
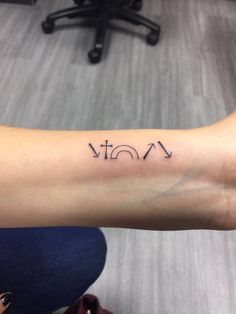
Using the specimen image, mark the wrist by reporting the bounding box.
[198,119,236,230]
[68,128,222,230]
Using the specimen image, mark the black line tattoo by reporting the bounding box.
[143,143,156,160]
[113,150,134,159]
[157,141,172,158]
[88,143,100,158]
[88,140,172,160]
[100,140,113,160]
[110,145,140,160]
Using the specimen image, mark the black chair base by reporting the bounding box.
[41,0,161,64]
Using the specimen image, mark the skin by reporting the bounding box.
[0,112,235,230]
[0,297,4,313]
[0,293,12,313]
[0,111,236,309]
[0,297,5,314]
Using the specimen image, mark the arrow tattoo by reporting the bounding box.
[88,143,100,158]
[157,141,172,158]
[143,143,156,160]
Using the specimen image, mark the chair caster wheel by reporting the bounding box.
[131,0,142,11]
[41,20,55,34]
[88,49,102,64]
[146,30,160,45]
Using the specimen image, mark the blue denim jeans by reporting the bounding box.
[0,227,107,314]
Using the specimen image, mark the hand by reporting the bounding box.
[0,292,13,313]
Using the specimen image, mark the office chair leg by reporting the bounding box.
[111,8,160,45]
[74,0,84,5]
[42,6,98,34]
[45,5,98,21]
[88,9,109,64]
[73,0,93,9]
[41,0,160,63]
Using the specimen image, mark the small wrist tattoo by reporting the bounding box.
[88,140,172,160]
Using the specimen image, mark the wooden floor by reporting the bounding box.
[0,0,236,313]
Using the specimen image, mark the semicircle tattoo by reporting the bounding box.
[110,145,140,160]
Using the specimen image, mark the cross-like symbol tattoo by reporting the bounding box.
[100,140,113,159]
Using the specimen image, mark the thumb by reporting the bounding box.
[0,292,14,313]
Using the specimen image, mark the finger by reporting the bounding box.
[0,292,14,313]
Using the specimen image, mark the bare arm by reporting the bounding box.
[0,112,235,230]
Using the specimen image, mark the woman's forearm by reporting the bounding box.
[0,120,234,230]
